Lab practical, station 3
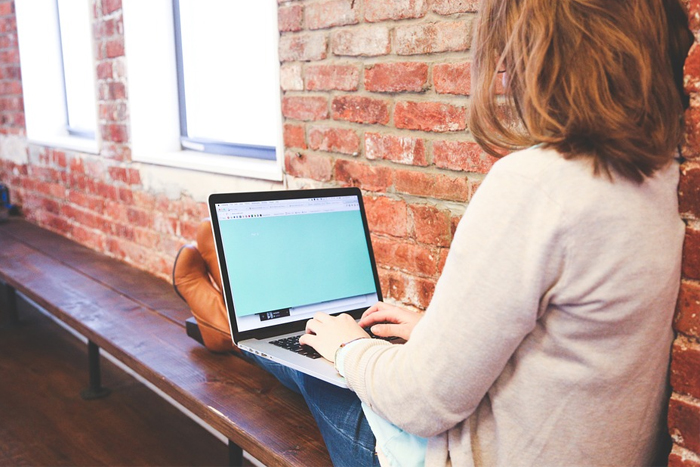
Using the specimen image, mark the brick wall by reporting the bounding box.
[0,0,208,279]
[0,0,699,464]
[280,0,493,310]
[0,0,21,135]
[670,1,700,464]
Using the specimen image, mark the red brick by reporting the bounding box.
[686,44,700,94]
[285,151,333,181]
[433,140,498,173]
[68,191,105,214]
[334,159,392,192]
[430,0,478,15]
[364,0,428,22]
[152,212,179,236]
[306,0,358,30]
[100,82,126,100]
[96,180,121,201]
[49,149,67,168]
[331,25,391,57]
[676,280,700,338]
[308,126,360,155]
[105,38,124,58]
[126,206,151,228]
[108,166,128,183]
[284,124,307,149]
[672,338,700,400]
[0,96,22,111]
[379,267,406,302]
[378,268,435,309]
[180,219,200,240]
[282,96,329,121]
[118,187,134,203]
[280,63,303,91]
[305,64,360,91]
[100,123,129,143]
[0,81,22,95]
[408,276,436,308]
[332,95,389,125]
[433,61,471,95]
[99,102,128,122]
[410,204,452,247]
[394,169,470,202]
[126,168,140,185]
[690,0,700,32]
[683,226,700,280]
[96,62,113,80]
[669,446,700,467]
[0,49,19,64]
[101,0,121,15]
[278,4,303,32]
[112,223,135,242]
[279,33,328,62]
[101,143,131,162]
[683,105,700,160]
[0,2,14,16]
[669,395,700,454]
[681,162,700,219]
[104,201,127,224]
[0,16,16,34]
[63,204,107,230]
[365,132,426,166]
[71,224,106,251]
[395,101,467,132]
[364,62,428,93]
[364,196,408,237]
[394,19,471,55]
[372,236,440,276]
[95,17,117,39]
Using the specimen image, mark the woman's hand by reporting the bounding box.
[299,312,370,362]
[359,302,423,341]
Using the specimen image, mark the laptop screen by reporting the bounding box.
[210,189,381,337]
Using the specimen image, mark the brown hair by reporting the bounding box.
[468,0,693,183]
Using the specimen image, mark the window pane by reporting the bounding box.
[177,0,279,149]
[57,0,96,138]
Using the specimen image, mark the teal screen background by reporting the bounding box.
[220,210,377,317]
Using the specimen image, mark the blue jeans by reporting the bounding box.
[244,352,380,467]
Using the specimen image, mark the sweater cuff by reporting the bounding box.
[342,338,394,397]
[334,337,368,377]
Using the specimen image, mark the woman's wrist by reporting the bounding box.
[334,337,369,376]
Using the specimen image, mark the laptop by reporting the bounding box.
[208,187,383,387]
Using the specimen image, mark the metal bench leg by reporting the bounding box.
[0,283,18,326]
[80,340,111,400]
[228,440,243,467]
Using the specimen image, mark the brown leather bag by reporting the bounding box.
[173,220,238,353]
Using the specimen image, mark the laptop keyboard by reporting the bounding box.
[270,328,398,360]
[270,335,322,359]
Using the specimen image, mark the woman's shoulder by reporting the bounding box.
[490,146,589,181]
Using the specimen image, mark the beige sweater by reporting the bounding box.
[344,147,684,467]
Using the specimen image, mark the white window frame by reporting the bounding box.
[122,0,284,182]
[15,0,99,154]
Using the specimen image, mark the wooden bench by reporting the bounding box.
[0,218,332,467]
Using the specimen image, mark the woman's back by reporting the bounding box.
[465,147,684,466]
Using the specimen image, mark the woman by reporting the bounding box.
[249,0,693,465]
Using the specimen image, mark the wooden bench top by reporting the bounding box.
[0,218,332,467]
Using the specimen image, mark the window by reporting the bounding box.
[15,0,98,152]
[56,0,96,140]
[173,0,279,161]
[123,0,283,181]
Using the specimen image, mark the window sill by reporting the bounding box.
[132,149,284,182]
[27,135,100,154]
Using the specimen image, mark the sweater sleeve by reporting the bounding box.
[342,159,568,437]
